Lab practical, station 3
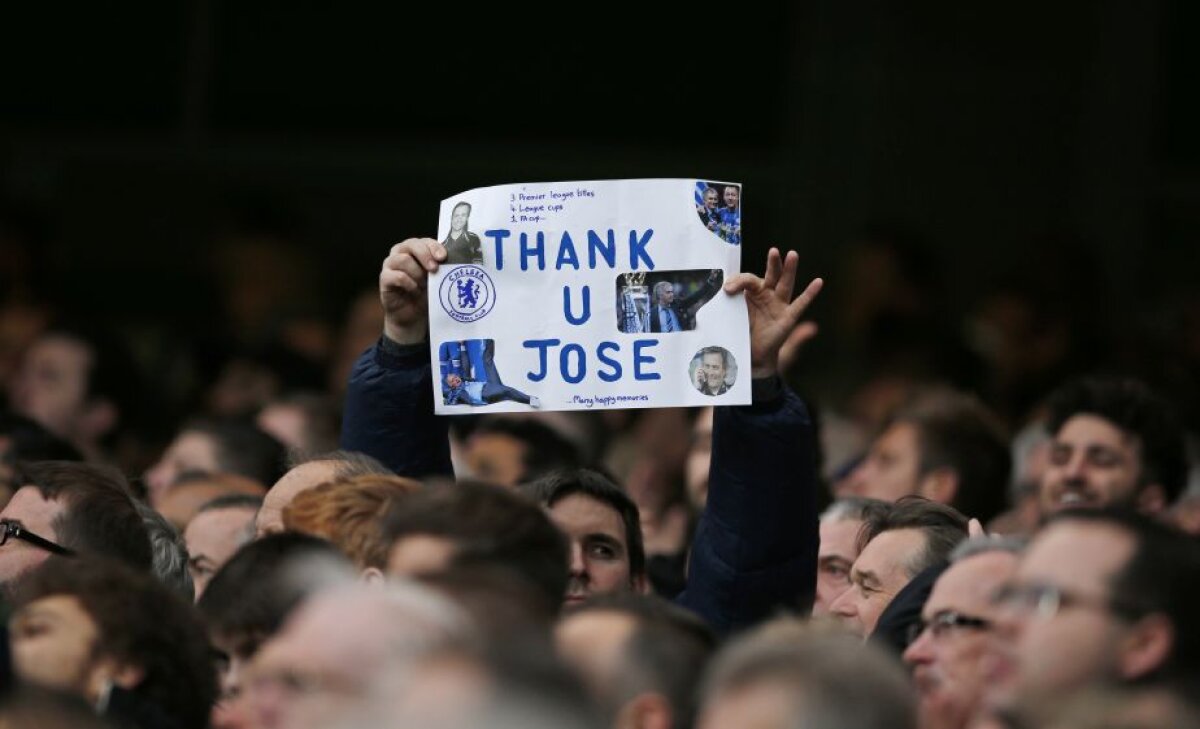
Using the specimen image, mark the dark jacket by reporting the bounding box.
[340,338,818,634]
[340,337,452,479]
[675,379,819,633]
[870,562,948,656]
[104,686,185,729]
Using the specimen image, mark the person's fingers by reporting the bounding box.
[384,252,429,287]
[723,272,764,296]
[380,268,422,293]
[382,248,416,276]
[778,321,819,366]
[775,250,799,300]
[761,248,783,290]
[968,518,987,539]
[423,238,448,266]
[791,321,819,344]
[388,238,441,273]
[784,277,824,320]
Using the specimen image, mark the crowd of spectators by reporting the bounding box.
[0,217,1198,729]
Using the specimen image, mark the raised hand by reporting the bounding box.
[723,248,823,379]
[379,238,446,344]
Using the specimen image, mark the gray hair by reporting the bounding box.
[135,501,194,601]
[376,581,477,656]
[286,449,394,478]
[820,497,886,524]
[950,534,1027,563]
[295,581,477,678]
[702,621,915,729]
[653,281,674,302]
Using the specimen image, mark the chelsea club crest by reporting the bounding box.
[439,266,496,323]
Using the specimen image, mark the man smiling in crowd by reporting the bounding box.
[1037,377,1186,516]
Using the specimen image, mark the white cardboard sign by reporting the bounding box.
[428,179,749,413]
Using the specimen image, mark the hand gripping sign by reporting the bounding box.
[428,179,749,413]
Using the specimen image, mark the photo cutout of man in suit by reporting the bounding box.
[649,270,722,333]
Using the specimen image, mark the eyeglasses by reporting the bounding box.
[0,519,75,556]
[906,610,992,644]
[991,582,1140,621]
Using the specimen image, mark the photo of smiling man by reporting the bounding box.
[690,346,737,397]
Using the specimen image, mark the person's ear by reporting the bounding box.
[1136,483,1167,515]
[1118,613,1174,681]
[632,572,650,595]
[360,566,386,587]
[917,467,959,507]
[87,657,145,702]
[110,663,145,690]
[615,692,673,729]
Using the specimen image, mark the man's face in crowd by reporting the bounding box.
[246,590,402,729]
[813,516,863,616]
[829,527,925,637]
[1039,414,1145,515]
[704,189,719,210]
[450,205,470,235]
[8,335,95,441]
[903,551,1018,729]
[842,422,922,502]
[985,521,1137,715]
[256,460,340,537]
[463,432,528,488]
[723,186,739,209]
[9,595,110,702]
[548,493,637,606]
[0,486,67,588]
[700,353,726,391]
[185,505,257,600]
[144,430,222,507]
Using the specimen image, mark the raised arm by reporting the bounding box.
[676,249,824,633]
[340,238,455,479]
[677,269,724,313]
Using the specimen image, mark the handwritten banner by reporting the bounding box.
[428,179,749,413]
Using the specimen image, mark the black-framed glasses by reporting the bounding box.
[991,582,1140,621]
[906,610,992,644]
[0,519,75,556]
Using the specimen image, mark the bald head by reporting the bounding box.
[256,460,340,537]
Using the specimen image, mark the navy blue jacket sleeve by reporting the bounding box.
[675,382,819,634]
[340,337,454,480]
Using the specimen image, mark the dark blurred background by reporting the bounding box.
[2,1,1198,451]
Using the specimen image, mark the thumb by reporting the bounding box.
[723,273,763,296]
